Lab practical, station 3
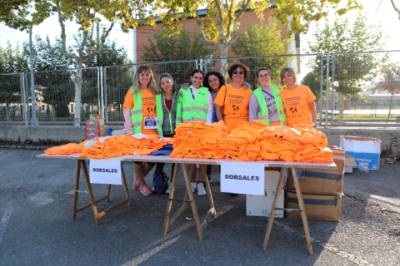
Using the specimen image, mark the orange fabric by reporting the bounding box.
[80,135,170,159]
[171,121,333,163]
[123,88,158,135]
[45,135,171,159]
[280,85,316,127]
[44,143,85,155]
[214,83,252,130]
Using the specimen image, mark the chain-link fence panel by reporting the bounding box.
[33,67,99,124]
[0,72,26,123]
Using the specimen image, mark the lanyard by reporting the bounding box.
[190,86,196,100]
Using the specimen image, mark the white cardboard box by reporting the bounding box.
[246,171,284,218]
[340,136,381,171]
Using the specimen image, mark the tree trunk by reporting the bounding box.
[74,68,82,126]
[219,43,229,76]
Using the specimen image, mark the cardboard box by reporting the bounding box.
[340,136,381,171]
[246,171,284,218]
[286,192,342,221]
[344,155,356,174]
[287,147,345,195]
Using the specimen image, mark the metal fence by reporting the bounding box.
[1,51,400,126]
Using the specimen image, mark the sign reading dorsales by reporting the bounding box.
[89,159,122,185]
[220,162,264,195]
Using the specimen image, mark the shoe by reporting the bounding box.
[197,183,206,196]
[134,180,152,196]
[191,182,197,193]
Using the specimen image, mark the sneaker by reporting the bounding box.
[191,182,197,193]
[197,182,206,196]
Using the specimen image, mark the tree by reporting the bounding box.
[231,21,289,84]
[153,0,360,72]
[26,36,129,119]
[0,0,52,125]
[302,70,321,99]
[390,0,400,19]
[308,15,383,119]
[142,28,213,86]
[0,43,28,121]
[379,63,400,119]
[142,28,213,62]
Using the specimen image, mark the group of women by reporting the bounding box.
[122,63,317,196]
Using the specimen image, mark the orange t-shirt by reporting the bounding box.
[280,85,316,127]
[214,83,252,130]
[123,88,157,135]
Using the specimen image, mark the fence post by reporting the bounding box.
[20,72,28,126]
[103,66,108,124]
[330,55,336,124]
[324,54,330,128]
[318,54,324,127]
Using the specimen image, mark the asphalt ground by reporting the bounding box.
[0,149,399,266]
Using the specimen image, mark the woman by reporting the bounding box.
[176,69,213,196]
[214,63,253,131]
[204,71,225,123]
[249,68,286,126]
[280,67,316,127]
[152,73,178,194]
[123,65,159,196]
[203,71,225,179]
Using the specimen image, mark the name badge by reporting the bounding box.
[144,117,157,129]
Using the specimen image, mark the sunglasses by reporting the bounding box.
[233,70,244,75]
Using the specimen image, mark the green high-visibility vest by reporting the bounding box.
[253,84,286,126]
[176,86,209,125]
[130,86,163,136]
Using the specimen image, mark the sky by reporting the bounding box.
[0,0,399,62]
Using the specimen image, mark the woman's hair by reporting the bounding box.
[204,71,225,91]
[280,67,297,84]
[133,65,159,92]
[228,62,249,79]
[158,73,175,91]
[190,69,204,78]
[255,67,272,85]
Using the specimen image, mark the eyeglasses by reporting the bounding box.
[233,70,244,75]
[258,73,270,77]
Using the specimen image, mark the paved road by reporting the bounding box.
[0,149,399,266]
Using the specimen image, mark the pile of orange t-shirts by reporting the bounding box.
[44,143,85,155]
[171,121,333,163]
[45,135,171,159]
[171,121,229,159]
[224,121,266,160]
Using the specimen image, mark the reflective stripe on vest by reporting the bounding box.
[253,85,286,126]
[130,86,143,134]
[179,87,209,123]
[155,94,163,137]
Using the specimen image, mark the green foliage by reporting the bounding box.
[0,0,52,30]
[302,70,321,99]
[0,42,27,73]
[142,28,213,86]
[142,28,213,62]
[153,0,360,59]
[231,22,289,83]
[309,15,382,96]
[380,63,400,94]
[0,42,28,112]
